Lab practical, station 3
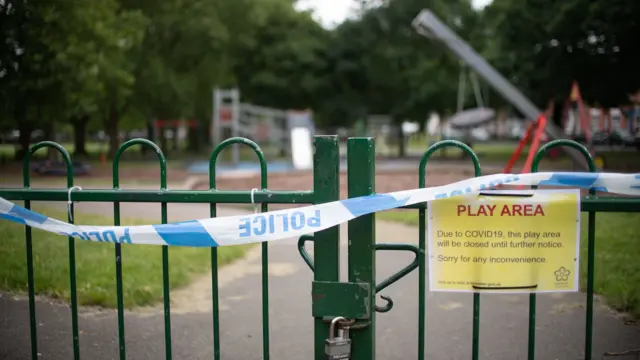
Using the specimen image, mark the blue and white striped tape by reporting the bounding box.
[1,172,638,247]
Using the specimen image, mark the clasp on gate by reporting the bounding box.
[301,236,420,314]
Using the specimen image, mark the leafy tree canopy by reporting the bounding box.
[0,0,637,157]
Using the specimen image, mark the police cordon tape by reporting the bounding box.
[1,172,639,248]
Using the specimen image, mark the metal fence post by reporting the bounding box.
[313,135,341,360]
[419,140,481,360]
[22,142,78,360]
[347,137,377,360]
[532,139,597,360]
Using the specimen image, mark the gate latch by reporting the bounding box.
[312,281,370,320]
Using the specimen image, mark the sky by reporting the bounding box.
[295,0,494,29]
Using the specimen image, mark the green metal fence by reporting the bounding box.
[1,136,639,360]
[402,138,640,360]
[301,137,640,360]
[0,136,340,360]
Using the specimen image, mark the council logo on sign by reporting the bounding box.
[554,267,571,282]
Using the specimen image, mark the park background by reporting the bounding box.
[1,0,640,359]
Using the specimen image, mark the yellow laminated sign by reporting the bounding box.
[428,189,580,293]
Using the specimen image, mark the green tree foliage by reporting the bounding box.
[319,0,483,155]
[232,0,329,111]
[0,0,145,158]
[484,0,640,107]
[1,0,637,159]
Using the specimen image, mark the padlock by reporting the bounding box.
[325,316,351,360]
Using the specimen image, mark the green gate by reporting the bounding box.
[0,136,638,360]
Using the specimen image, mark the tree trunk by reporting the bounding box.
[107,103,120,158]
[72,115,89,157]
[396,122,406,158]
[43,119,57,160]
[16,121,32,160]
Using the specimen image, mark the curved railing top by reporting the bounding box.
[113,138,167,189]
[208,137,268,189]
[23,141,74,188]
[419,140,482,187]
[531,139,596,173]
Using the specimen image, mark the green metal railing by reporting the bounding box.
[0,136,341,360]
[2,136,639,360]
[399,138,640,360]
[418,140,482,360]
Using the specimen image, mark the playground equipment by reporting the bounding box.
[627,90,640,142]
[152,119,196,152]
[449,62,495,132]
[503,115,547,173]
[559,82,591,144]
[437,61,497,144]
[447,108,495,143]
[449,108,495,129]
[547,81,639,151]
[212,88,316,170]
[608,108,639,148]
[412,9,591,171]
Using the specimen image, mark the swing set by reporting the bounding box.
[448,61,550,174]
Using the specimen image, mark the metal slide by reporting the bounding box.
[412,9,590,170]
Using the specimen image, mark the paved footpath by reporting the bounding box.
[1,201,639,359]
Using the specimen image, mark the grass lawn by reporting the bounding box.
[405,135,640,170]
[378,209,640,318]
[0,206,251,309]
